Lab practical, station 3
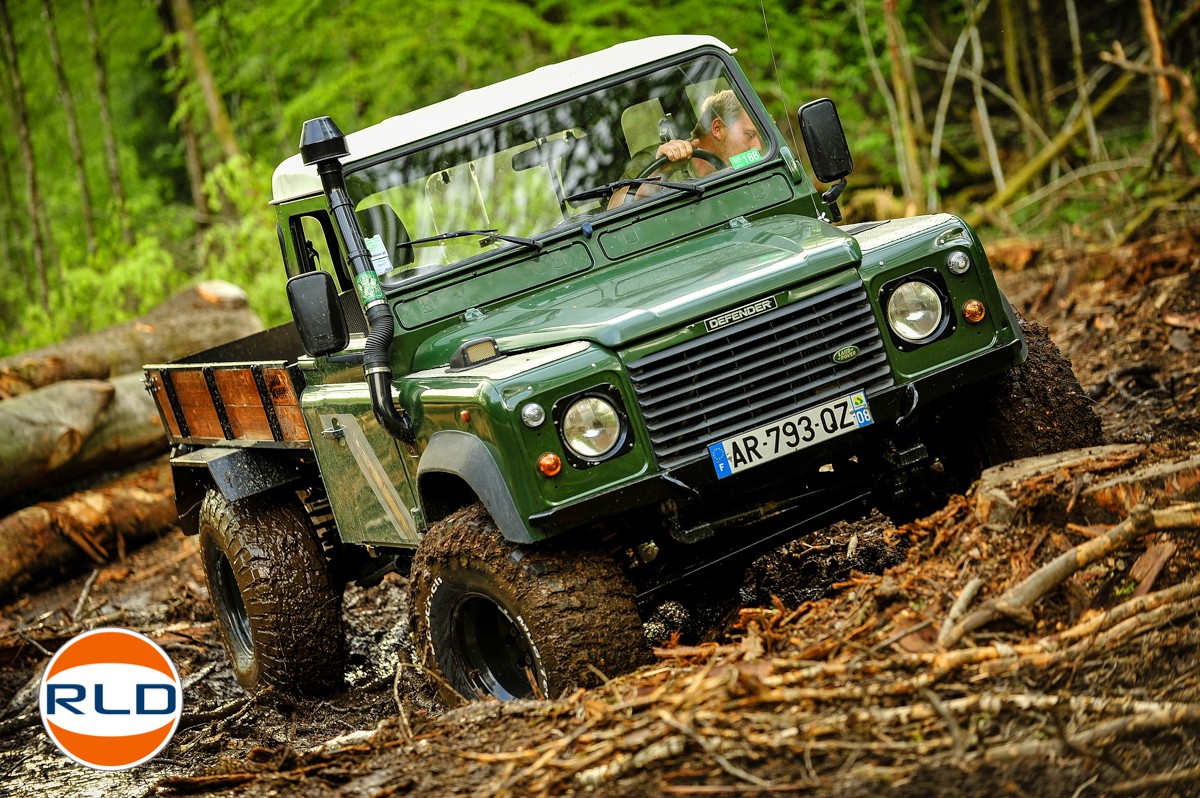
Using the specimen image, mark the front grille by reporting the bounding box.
[625,281,894,469]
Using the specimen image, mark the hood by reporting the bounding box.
[415,215,861,368]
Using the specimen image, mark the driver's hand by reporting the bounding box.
[655,138,700,162]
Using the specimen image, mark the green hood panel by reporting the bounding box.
[414,215,860,369]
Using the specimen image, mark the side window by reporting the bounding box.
[289,211,368,337]
[291,213,351,291]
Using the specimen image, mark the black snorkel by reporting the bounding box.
[299,117,415,444]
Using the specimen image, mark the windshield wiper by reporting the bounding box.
[565,176,705,204]
[398,228,543,252]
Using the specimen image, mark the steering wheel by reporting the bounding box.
[620,148,725,205]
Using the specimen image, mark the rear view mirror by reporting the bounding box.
[512,137,574,171]
[287,271,349,357]
[799,98,854,184]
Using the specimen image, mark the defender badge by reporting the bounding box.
[704,296,778,333]
[832,345,861,364]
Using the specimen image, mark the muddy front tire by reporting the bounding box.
[409,504,651,703]
[198,489,346,696]
[925,319,1103,488]
[974,319,1103,461]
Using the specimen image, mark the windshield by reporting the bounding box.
[346,54,770,283]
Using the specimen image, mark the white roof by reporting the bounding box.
[272,35,734,203]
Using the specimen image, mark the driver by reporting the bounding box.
[611,90,763,205]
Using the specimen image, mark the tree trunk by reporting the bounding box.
[969,24,1005,192]
[83,0,132,246]
[0,0,52,310]
[0,373,167,506]
[172,0,243,163]
[0,280,263,398]
[0,381,115,502]
[0,461,177,601]
[927,0,992,209]
[855,0,908,211]
[156,0,209,220]
[74,372,170,474]
[1028,0,1054,127]
[882,0,925,212]
[998,0,1036,157]
[42,0,97,256]
[0,139,17,275]
[1064,0,1100,158]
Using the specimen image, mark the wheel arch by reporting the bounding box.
[171,446,306,535]
[416,430,533,544]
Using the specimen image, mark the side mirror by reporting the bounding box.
[287,271,349,357]
[798,98,854,183]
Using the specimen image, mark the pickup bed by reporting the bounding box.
[145,325,309,450]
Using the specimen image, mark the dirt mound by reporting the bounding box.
[1000,227,1200,446]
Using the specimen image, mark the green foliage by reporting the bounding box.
[195,157,290,328]
[0,0,1177,357]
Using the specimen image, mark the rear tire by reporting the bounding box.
[198,489,346,696]
[409,504,651,703]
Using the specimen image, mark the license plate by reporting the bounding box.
[708,391,874,479]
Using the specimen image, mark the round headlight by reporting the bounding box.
[561,396,621,459]
[887,281,944,342]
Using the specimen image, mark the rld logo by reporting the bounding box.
[39,628,183,770]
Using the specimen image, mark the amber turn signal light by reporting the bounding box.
[537,452,562,477]
[962,299,986,323]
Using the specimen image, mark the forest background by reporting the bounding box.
[0,0,1196,357]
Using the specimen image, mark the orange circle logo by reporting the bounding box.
[38,628,183,770]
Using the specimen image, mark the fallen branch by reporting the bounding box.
[981,704,1200,762]
[1111,764,1200,796]
[941,503,1200,647]
[937,576,983,646]
[964,68,1140,227]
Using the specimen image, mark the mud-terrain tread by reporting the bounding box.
[199,489,346,696]
[976,319,1104,461]
[925,319,1103,488]
[409,503,651,703]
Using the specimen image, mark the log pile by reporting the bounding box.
[0,374,165,503]
[0,280,262,398]
[0,462,177,602]
[0,281,262,600]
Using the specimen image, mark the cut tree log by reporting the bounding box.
[0,460,176,601]
[0,280,262,399]
[0,373,168,504]
[74,372,168,475]
[0,381,114,500]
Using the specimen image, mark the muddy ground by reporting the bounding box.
[2,228,1200,797]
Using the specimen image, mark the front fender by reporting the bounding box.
[417,431,532,544]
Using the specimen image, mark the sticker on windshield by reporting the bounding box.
[729,149,763,169]
[364,235,393,275]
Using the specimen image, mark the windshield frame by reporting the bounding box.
[344,46,778,289]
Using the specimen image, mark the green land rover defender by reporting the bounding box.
[144,35,1100,702]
